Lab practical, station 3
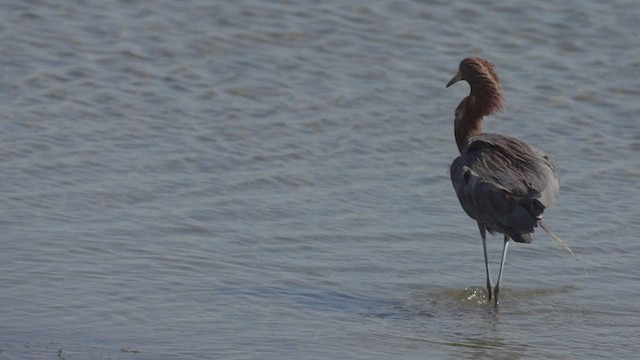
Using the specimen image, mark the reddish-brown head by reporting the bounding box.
[446,57,504,115]
[447,57,505,152]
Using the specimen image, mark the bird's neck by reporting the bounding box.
[454,95,485,152]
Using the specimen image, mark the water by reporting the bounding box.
[1,0,639,359]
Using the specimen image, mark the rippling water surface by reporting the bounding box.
[1,0,639,359]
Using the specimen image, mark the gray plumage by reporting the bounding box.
[446,57,560,305]
[450,133,559,244]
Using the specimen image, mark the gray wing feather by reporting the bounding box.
[450,133,559,243]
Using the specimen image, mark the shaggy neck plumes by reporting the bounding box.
[452,59,504,152]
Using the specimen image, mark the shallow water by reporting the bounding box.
[1,0,639,359]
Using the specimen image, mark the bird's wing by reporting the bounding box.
[450,133,559,241]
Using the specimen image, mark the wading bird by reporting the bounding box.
[447,57,560,305]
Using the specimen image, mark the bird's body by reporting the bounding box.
[450,133,559,244]
[446,57,560,305]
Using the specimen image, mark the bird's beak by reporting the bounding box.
[446,71,462,88]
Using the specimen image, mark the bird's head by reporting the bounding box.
[447,57,500,88]
[446,57,504,113]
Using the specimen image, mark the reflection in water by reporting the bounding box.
[367,285,581,359]
[446,294,527,359]
[448,336,529,360]
[444,301,527,360]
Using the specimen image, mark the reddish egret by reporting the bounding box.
[446,57,560,306]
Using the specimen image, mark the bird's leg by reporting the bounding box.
[478,223,493,300]
[494,236,509,306]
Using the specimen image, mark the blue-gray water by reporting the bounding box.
[1,1,639,359]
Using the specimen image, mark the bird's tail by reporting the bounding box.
[539,221,575,256]
[539,221,589,275]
